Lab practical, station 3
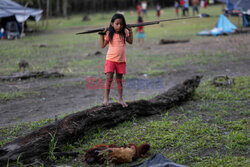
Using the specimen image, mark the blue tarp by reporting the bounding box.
[198,14,237,36]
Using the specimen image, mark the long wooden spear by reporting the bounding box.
[76,16,199,35]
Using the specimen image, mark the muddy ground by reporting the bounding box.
[0,33,249,127]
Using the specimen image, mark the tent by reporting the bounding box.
[211,14,237,35]
[216,0,250,12]
[216,0,250,27]
[0,0,43,23]
[198,14,237,36]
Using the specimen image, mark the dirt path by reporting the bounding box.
[0,33,250,127]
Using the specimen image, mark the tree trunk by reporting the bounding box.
[46,0,50,29]
[62,0,68,18]
[37,0,42,9]
[0,76,202,165]
[56,0,61,16]
[21,2,29,38]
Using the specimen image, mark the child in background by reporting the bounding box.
[100,13,133,108]
[141,1,148,17]
[136,16,145,47]
[174,0,180,17]
[136,3,141,16]
[183,0,190,16]
[0,28,4,39]
[192,0,200,16]
[156,3,161,20]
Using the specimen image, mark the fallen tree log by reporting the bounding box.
[0,71,64,81]
[159,39,190,45]
[0,75,202,165]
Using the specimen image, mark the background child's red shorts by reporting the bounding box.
[104,60,126,74]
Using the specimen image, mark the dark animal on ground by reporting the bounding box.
[83,15,90,21]
[83,143,150,164]
[18,60,29,71]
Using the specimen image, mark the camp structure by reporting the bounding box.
[216,0,250,27]
[216,0,250,12]
[0,0,43,39]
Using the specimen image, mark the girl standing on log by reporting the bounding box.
[100,13,133,108]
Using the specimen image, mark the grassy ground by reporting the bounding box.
[59,77,249,167]
[1,76,249,166]
[0,5,243,76]
[0,5,249,167]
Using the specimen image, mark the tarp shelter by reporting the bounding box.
[198,14,237,36]
[0,0,43,23]
[216,0,250,27]
[216,0,250,12]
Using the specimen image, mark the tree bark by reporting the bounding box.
[37,0,42,9]
[0,75,202,165]
[62,0,68,18]
[46,0,50,29]
[56,0,61,16]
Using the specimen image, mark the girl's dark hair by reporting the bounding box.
[108,13,127,43]
[138,16,143,23]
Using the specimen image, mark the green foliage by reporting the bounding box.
[195,77,250,101]
[0,118,53,147]
[49,132,58,161]
[0,91,40,101]
[0,91,25,100]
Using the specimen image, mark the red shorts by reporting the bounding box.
[157,11,161,17]
[104,60,126,74]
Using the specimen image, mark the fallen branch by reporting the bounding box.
[0,71,64,81]
[0,75,202,165]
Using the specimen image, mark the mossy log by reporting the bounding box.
[0,75,202,165]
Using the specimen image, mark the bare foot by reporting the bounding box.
[103,100,109,106]
[118,100,128,108]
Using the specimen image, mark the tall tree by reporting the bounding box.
[62,0,68,18]
[56,0,61,16]
[37,0,41,9]
[46,0,50,29]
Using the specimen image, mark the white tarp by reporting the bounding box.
[0,0,43,22]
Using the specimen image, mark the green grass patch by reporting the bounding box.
[0,118,53,147]
[195,77,250,101]
[0,91,40,100]
[0,5,245,76]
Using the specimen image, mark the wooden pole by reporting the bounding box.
[76,16,199,35]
